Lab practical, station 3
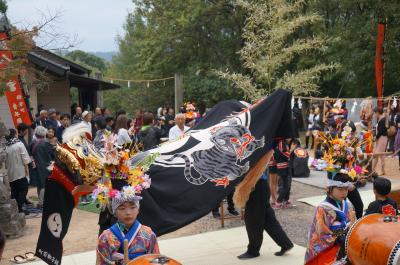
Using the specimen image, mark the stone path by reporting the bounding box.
[26,226,306,265]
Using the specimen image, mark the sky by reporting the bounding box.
[7,0,133,52]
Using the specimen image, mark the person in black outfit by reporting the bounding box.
[238,172,293,260]
[35,110,50,128]
[164,107,175,134]
[275,139,294,208]
[17,123,30,150]
[138,112,164,151]
[365,177,398,216]
[212,191,239,218]
[289,139,310,178]
[56,113,70,143]
[346,185,364,219]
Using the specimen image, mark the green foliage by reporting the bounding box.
[109,0,245,111]
[309,0,400,97]
[107,0,400,111]
[0,0,7,13]
[103,80,175,115]
[65,50,108,72]
[219,0,338,101]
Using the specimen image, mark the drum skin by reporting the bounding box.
[128,254,182,265]
[346,214,400,265]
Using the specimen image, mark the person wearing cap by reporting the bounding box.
[305,173,356,265]
[82,111,92,125]
[97,187,160,264]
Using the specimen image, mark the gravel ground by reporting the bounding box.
[274,181,325,247]
[161,181,325,248]
[2,158,397,261]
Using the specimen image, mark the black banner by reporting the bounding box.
[138,89,294,235]
[36,179,74,265]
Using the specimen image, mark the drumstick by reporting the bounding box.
[371,151,393,156]
[124,239,129,264]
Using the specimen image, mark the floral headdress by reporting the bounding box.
[318,126,367,182]
[91,131,158,210]
[184,102,198,120]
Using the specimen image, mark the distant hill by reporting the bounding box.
[90,51,117,62]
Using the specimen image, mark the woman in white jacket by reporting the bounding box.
[114,114,131,146]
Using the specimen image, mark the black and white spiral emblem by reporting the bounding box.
[47,213,62,238]
[388,240,400,265]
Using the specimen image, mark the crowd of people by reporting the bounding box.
[1,97,399,264]
[3,102,209,216]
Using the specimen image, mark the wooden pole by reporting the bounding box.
[174,73,183,114]
[123,239,129,264]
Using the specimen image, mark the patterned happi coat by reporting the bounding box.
[305,198,353,265]
[98,221,159,265]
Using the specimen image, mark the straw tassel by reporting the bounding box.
[233,150,274,208]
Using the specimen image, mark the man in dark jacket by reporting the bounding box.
[139,112,164,151]
[30,126,55,207]
[47,108,59,129]
[56,113,70,143]
[17,123,30,151]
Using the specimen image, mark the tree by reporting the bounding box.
[65,50,108,72]
[0,0,7,13]
[219,0,338,101]
[310,0,400,97]
[108,0,246,111]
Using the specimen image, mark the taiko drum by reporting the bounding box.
[346,214,400,265]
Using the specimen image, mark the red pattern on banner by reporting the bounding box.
[375,23,385,107]
[0,32,32,126]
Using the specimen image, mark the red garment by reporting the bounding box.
[305,245,339,265]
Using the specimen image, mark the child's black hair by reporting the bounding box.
[290,138,301,147]
[373,177,392,196]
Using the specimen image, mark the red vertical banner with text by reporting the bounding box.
[0,32,32,126]
[375,23,385,107]
[4,78,31,126]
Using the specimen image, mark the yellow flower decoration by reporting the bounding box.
[348,169,357,180]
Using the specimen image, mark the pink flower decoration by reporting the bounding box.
[109,189,119,198]
[354,165,363,174]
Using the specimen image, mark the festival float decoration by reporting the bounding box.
[91,131,158,209]
[318,125,368,180]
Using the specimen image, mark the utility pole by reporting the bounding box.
[174,73,183,114]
